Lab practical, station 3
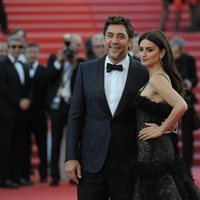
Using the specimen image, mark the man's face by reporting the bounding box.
[0,42,8,58]
[25,47,39,64]
[131,36,140,58]
[70,36,82,53]
[171,45,182,60]
[104,24,132,64]
[8,40,24,59]
[92,40,106,58]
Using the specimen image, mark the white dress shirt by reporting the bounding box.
[29,61,39,78]
[8,54,25,84]
[56,61,72,103]
[104,55,130,115]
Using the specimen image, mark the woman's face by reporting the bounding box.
[139,39,164,68]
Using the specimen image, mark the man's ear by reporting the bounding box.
[128,39,133,48]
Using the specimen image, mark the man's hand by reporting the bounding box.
[56,50,65,63]
[19,99,31,110]
[65,160,81,184]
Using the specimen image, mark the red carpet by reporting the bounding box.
[0,168,200,200]
[0,175,77,200]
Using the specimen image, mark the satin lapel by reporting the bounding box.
[113,56,135,119]
[6,57,23,85]
[23,64,30,84]
[96,56,112,119]
[33,65,40,78]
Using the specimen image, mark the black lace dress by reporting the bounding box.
[131,94,200,200]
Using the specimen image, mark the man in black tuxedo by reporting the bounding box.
[171,36,198,170]
[0,37,31,188]
[25,43,64,184]
[24,42,49,183]
[64,16,149,200]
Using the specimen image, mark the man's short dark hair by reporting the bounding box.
[103,15,134,39]
[26,42,39,50]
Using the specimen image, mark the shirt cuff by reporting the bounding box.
[54,60,62,70]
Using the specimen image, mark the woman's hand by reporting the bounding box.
[138,123,164,140]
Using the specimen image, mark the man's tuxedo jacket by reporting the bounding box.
[65,55,148,173]
[0,56,31,119]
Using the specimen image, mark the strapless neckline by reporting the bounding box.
[138,95,166,105]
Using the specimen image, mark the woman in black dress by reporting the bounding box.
[132,30,200,200]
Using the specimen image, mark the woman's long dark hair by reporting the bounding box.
[138,30,185,97]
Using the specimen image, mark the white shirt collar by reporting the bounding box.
[8,54,17,64]
[31,61,39,70]
[105,54,129,71]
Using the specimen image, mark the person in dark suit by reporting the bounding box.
[10,28,27,63]
[24,42,49,183]
[0,36,31,188]
[64,15,149,200]
[47,33,85,94]
[46,33,85,186]
[46,48,76,186]
[171,36,198,170]
[25,43,64,184]
[188,0,200,32]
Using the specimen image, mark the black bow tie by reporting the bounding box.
[106,63,123,73]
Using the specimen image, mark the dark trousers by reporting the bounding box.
[0,120,16,180]
[78,170,125,200]
[49,99,70,180]
[78,147,134,200]
[14,112,34,180]
[0,118,25,181]
[26,112,48,179]
[189,3,200,31]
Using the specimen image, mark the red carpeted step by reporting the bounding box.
[194,131,200,140]
[178,129,200,166]
[3,0,200,166]
[179,141,200,152]
[194,154,200,165]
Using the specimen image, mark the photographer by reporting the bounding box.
[46,48,75,186]
[47,33,85,93]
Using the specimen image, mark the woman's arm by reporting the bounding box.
[139,74,188,140]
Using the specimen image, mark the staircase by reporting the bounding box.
[193,130,200,165]
[2,0,200,166]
